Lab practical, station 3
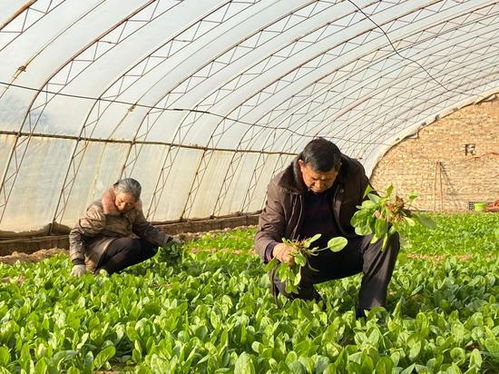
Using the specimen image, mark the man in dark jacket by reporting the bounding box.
[255,138,399,316]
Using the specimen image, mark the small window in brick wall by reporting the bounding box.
[464,143,476,156]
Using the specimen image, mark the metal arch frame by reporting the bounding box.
[278,42,498,158]
[345,64,499,165]
[0,1,36,30]
[0,0,140,224]
[0,0,180,226]
[308,36,499,156]
[55,0,260,223]
[250,69,499,212]
[319,62,499,157]
[176,23,372,217]
[350,66,499,170]
[230,0,496,128]
[194,0,481,122]
[0,0,496,226]
[2,0,254,228]
[116,0,323,160]
[243,3,499,153]
[117,0,286,179]
[172,1,402,218]
[59,0,239,177]
[311,60,499,158]
[0,0,114,102]
[48,0,207,229]
[325,63,499,161]
[0,0,63,52]
[271,12,499,157]
[144,0,358,114]
[177,0,459,218]
[100,0,256,144]
[208,2,499,213]
[44,0,390,219]
[63,0,255,166]
[126,0,343,220]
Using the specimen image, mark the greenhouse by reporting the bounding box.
[0,1,498,373]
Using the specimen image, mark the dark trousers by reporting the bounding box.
[96,237,158,274]
[273,233,400,311]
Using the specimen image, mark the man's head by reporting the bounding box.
[298,138,342,193]
[113,178,141,213]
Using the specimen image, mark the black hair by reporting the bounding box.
[300,138,342,172]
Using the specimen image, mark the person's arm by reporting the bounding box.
[69,205,105,276]
[255,181,295,264]
[132,209,173,247]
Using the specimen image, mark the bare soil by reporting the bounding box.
[0,248,66,265]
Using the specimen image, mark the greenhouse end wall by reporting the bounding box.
[371,97,499,211]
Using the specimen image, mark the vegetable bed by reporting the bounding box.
[0,214,497,373]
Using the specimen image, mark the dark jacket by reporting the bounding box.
[254,153,370,261]
[69,189,172,272]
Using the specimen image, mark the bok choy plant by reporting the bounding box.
[265,234,348,294]
[351,185,435,251]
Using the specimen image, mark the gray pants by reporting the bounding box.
[272,233,400,312]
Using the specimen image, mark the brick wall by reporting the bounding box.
[371,97,499,211]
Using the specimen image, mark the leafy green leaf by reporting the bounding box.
[408,341,421,360]
[469,348,482,368]
[381,234,389,251]
[363,185,373,198]
[404,217,416,227]
[386,185,394,196]
[303,234,321,248]
[0,347,9,367]
[361,200,376,209]
[294,253,306,267]
[375,357,393,374]
[483,337,499,360]
[93,345,116,370]
[354,224,372,236]
[327,237,348,252]
[234,352,255,374]
[375,218,388,237]
[264,258,279,272]
[414,213,436,228]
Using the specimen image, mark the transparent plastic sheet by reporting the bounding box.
[1,0,498,233]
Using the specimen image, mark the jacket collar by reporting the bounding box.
[277,154,350,195]
[101,188,142,216]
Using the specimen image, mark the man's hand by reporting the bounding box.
[70,264,86,277]
[273,243,295,265]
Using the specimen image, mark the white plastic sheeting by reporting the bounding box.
[0,0,498,232]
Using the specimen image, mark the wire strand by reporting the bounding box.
[0,80,318,139]
[346,0,468,96]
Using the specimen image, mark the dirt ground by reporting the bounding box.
[0,248,67,265]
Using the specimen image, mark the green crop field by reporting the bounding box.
[0,213,497,373]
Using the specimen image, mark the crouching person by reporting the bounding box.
[255,138,400,317]
[69,178,177,276]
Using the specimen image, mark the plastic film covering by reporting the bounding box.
[0,0,498,233]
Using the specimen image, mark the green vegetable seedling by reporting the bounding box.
[351,185,435,251]
[265,234,348,294]
[158,240,184,265]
